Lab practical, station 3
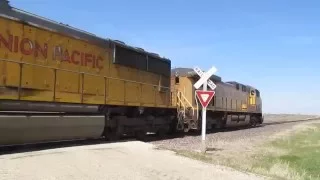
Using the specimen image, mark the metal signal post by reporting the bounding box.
[193,66,217,153]
[201,81,207,146]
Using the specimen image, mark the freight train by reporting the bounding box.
[0,1,263,146]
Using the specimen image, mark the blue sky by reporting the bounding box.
[9,0,320,115]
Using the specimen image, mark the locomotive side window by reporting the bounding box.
[113,45,147,70]
[175,77,179,84]
[113,44,171,77]
[236,84,240,90]
[242,85,247,92]
[148,55,171,77]
[256,89,260,97]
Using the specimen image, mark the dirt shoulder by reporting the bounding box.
[0,141,263,180]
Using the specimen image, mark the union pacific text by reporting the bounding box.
[0,33,103,69]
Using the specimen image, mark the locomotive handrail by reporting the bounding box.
[176,91,186,117]
[0,58,171,106]
[194,91,199,120]
[0,58,171,90]
[176,90,195,118]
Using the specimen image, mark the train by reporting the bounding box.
[0,1,263,146]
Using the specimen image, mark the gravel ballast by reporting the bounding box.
[151,114,320,152]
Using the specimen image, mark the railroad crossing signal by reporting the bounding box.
[195,90,215,108]
[193,66,218,154]
[193,66,217,90]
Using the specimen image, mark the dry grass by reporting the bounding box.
[254,161,307,180]
[169,122,320,180]
[263,114,319,123]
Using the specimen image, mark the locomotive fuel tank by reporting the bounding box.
[0,115,105,146]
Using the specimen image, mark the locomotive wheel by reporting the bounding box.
[104,127,121,141]
[176,111,185,131]
[216,119,224,129]
[107,133,120,141]
[157,128,168,138]
[249,120,253,127]
[176,121,184,131]
[184,123,191,133]
[250,117,257,127]
[253,118,258,127]
[190,120,197,129]
[135,130,146,141]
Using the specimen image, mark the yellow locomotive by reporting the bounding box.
[0,1,263,146]
[171,68,263,133]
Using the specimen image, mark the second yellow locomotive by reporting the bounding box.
[171,68,263,132]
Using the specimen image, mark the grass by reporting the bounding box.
[170,123,320,180]
[256,123,320,180]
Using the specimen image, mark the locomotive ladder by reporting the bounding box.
[176,90,195,131]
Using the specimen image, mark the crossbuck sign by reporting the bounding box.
[193,66,217,153]
[193,66,217,90]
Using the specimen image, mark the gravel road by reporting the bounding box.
[0,141,263,180]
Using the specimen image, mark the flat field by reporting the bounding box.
[152,114,320,180]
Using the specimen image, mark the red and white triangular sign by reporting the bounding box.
[195,90,215,108]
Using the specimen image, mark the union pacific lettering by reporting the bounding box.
[0,32,103,69]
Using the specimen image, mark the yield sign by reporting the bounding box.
[195,90,215,108]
